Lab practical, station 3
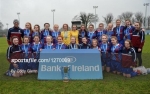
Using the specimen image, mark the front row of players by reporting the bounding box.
[6,35,137,78]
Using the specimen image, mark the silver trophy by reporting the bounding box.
[63,66,69,82]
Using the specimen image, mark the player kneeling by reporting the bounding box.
[6,37,22,77]
[99,35,111,71]
[122,39,137,78]
[20,36,32,75]
[43,36,55,49]
[31,35,43,73]
[110,36,123,74]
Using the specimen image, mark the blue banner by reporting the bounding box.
[38,49,103,80]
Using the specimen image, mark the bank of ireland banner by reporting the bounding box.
[38,49,103,80]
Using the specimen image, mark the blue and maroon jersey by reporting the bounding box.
[31,42,43,53]
[55,43,67,49]
[43,43,55,49]
[99,42,111,53]
[78,30,88,44]
[87,31,97,44]
[51,31,61,44]
[21,43,32,53]
[124,26,135,40]
[99,42,111,58]
[131,29,145,49]
[111,43,123,62]
[40,29,52,44]
[31,31,40,43]
[21,43,32,58]
[96,29,107,43]
[7,27,24,45]
[23,29,32,42]
[106,30,115,43]
[113,26,125,41]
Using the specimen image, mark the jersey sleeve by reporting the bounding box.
[7,29,11,45]
[139,31,145,49]
[6,46,11,60]
[131,48,136,62]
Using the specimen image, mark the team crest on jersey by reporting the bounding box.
[18,30,20,33]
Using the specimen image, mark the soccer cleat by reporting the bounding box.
[5,70,13,77]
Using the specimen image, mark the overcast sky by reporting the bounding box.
[0,0,150,29]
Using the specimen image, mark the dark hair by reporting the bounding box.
[34,24,40,32]
[82,37,87,39]
[44,23,50,27]
[34,35,40,39]
[116,19,121,22]
[135,22,141,27]
[125,39,133,47]
[72,25,77,30]
[125,19,132,25]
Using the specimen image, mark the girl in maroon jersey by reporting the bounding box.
[131,22,145,66]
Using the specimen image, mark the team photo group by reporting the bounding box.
[6,18,145,78]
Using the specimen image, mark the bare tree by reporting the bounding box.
[0,21,4,30]
[118,12,133,24]
[134,12,143,24]
[73,12,99,28]
[131,17,135,25]
[103,13,114,25]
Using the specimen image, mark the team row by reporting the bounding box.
[7,19,145,47]
[6,35,139,78]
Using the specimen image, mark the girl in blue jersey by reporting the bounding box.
[99,34,111,72]
[96,23,107,43]
[51,24,61,44]
[113,19,125,46]
[55,36,67,49]
[110,36,123,74]
[31,24,40,43]
[21,36,32,75]
[23,22,32,42]
[78,25,88,44]
[87,24,97,44]
[122,39,137,78]
[106,23,115,43]
[67,36,79,49]
[43,36,55,49]
[124,19,135,40]
[41,23,52,44]
[31,35,43,73]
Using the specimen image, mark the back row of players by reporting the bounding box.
[6,19,145,78]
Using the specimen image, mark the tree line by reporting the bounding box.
[73,11,150,29]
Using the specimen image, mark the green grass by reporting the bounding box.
[0,36,150,94]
